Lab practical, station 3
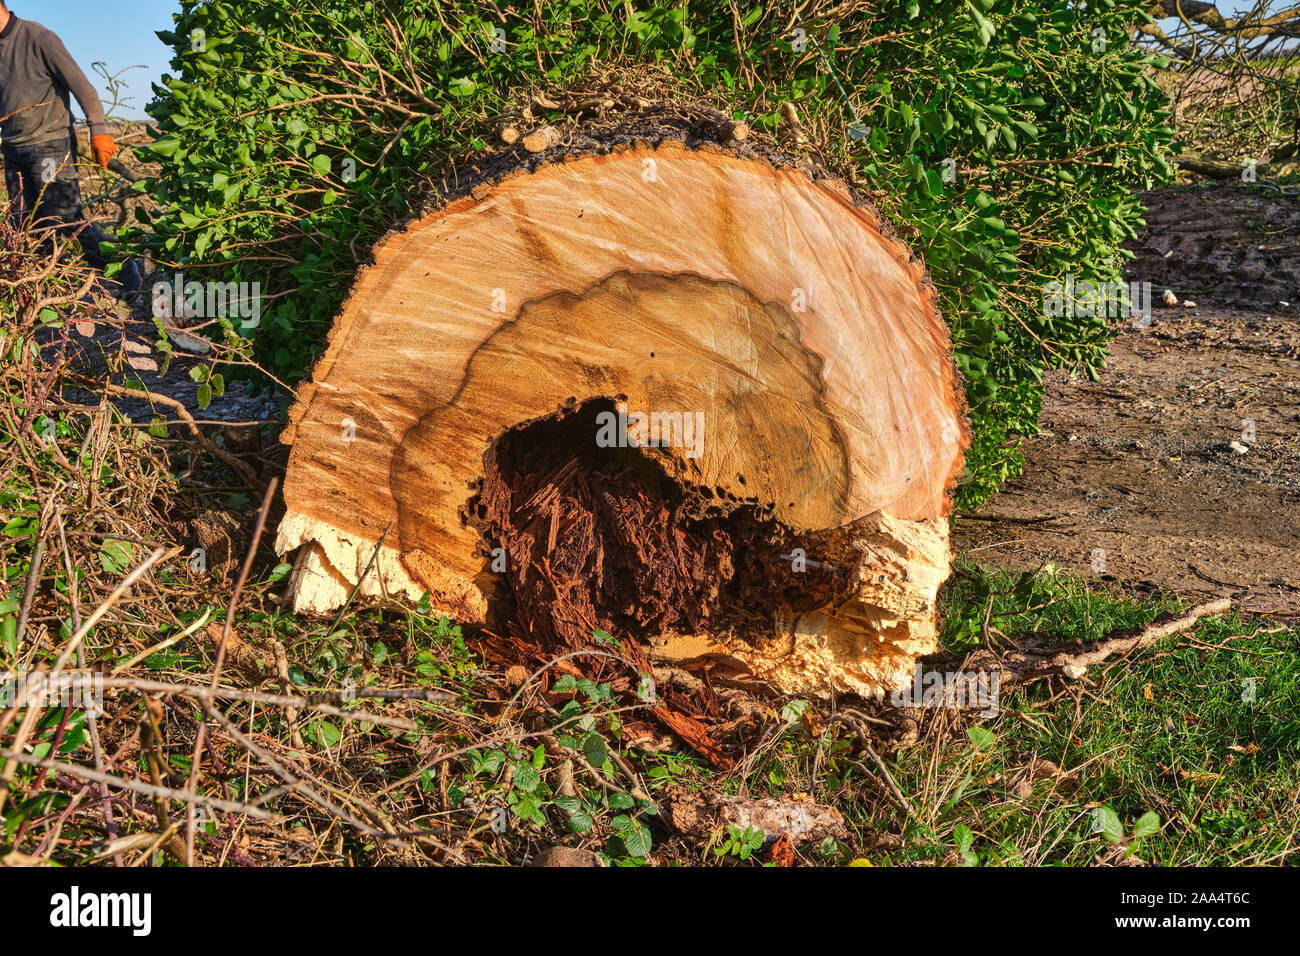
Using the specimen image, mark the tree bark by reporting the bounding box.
[275,136,968,697]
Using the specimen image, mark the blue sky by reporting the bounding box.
[13,0,179,120]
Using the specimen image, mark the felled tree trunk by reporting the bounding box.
[275,132,968,697]
[1175,149,1300,181]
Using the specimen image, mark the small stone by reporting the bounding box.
[1229,441,1250,455]
[1162,289,1177,307]
[166,327,211,354]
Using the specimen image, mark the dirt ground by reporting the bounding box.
[1127,181,1300,313]
[957,183,1300,619]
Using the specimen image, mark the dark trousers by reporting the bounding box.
[3,136,112,269]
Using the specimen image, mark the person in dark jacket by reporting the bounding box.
[0,1,137,290]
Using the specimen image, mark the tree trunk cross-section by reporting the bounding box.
[275,138,969,697]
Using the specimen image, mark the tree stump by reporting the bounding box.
[275,137,968,697]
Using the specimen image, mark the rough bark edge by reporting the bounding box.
[274,515,487,620]
[719,512,950,697]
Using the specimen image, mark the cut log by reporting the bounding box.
[665,785,849,846]
[1174,149,1300,183]
[718,119,750,142]
[521,125,562,153]
[275,136,968,697]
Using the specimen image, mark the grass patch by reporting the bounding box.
[819,563,1300,866]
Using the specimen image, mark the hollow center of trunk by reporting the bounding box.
[468,399,847,651]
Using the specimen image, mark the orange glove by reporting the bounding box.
[91,133,117,169]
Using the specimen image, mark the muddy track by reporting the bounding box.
[958,185,1300,619]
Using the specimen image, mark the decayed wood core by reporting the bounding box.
[467,397,950,697]
[275,138,968,697]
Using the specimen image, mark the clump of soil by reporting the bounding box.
[466,399,843,652]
